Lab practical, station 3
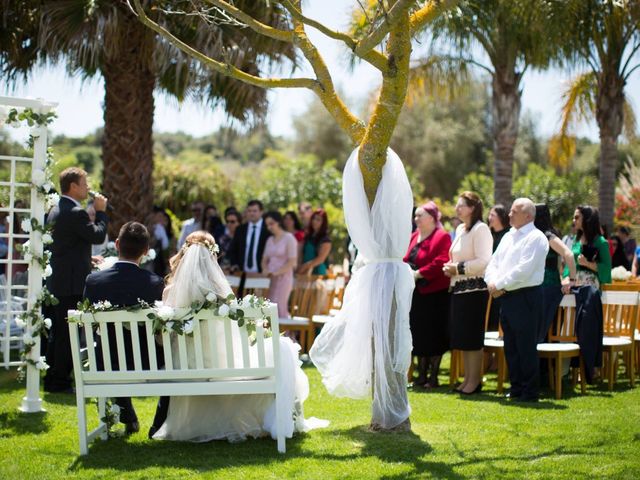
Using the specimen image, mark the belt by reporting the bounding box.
[503,285,541,296]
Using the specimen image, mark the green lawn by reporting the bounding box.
[1,358,639,479]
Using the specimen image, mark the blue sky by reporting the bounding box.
[2,1,638,143]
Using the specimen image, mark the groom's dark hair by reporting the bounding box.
[118,221,150,260]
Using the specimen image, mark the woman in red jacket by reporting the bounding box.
[404,201,452,388]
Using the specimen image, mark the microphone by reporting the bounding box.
[89,190,114,212]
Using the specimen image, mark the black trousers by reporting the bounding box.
[44,295,82,391]
[500,286,542,399]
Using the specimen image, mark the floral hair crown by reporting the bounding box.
[182,239,220,256]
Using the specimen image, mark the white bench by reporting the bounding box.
[68,305,284,455]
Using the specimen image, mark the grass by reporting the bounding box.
[1,356,639,479]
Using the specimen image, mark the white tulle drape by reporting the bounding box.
[309,148,415,429]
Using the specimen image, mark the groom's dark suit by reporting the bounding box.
[83,261,168,429]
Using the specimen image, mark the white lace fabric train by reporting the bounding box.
[152,243,327,442]
[309,148,415,429]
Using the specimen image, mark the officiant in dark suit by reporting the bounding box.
[84,221,167,436]
[44,167,108,393]
[228,199,270,273]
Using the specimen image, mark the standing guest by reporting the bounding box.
[486,203,511,334]
[534,204,578,341]
[298,201,313,230]
[488,204,510,252]
[562,223,576,251]
[202,204,225,240]
[262,211,298,318]
[217,209,241,269]
[283,211,305,242]
[151,206,171,276]
[44,167,108,393]
[632,245,640,277]
[298,208,331,275]
[485,198,549,402]
[84,222,167,436]
[228,200,270,273]
[404,201,451,389]
[177,201,204,249]
[617,226,636,264]
[610,235,631,270]
[443,192,493,395]
[567,206,612,289]
[0,211,8,276]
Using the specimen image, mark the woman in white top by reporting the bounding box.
[443,191,493,395]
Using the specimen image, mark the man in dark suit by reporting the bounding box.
[44,167,108,393]
[84,221,168,436]
[228,199,270,273]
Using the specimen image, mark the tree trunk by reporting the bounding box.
[102,11,156,238]
[595,71,624,233]
[492,69,522,207]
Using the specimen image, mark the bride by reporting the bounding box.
[152,231,326,442]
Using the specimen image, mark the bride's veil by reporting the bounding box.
[163,243,233,307]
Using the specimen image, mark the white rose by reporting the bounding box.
[242,294,255,304]
[218,304,230,316]
[22,333,35,345]
[24,252,33,263]
[42,182,53,193]
[47,193,60,207]
[31,169,46,187]
[44,318,52,329]
[205,292,217,303]
[183,320,194,335]
[15,317,26,328]
[43,265,52,278]
[157,305,175,321]
[147,249,156,260]
[21,218,32,233]
[42,233,53,245]
[103,301,112,309]
[36,357,49,370]
[165,321,174,331]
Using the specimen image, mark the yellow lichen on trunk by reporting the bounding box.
[358,13,412,205]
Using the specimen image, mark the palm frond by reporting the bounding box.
[547,133,577,171]
[407,54,474,105]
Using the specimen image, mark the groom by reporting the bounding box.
[83,221,168,436]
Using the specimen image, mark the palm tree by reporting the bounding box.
[412,0,560,206]
[550,0,640,231]
[4,0,293,235]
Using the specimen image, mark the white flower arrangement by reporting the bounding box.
[35,357,49,371]
[21,218,32,233]
[611,266,633,281]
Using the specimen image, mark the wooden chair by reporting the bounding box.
[603,283,640,380]
[601,289,639,390]
[242,274,271,298]
[280,275,322,353]
[482,296,508,394]
[537,294,586,399]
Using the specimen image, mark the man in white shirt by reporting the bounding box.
[485,198,549,402]
[177,201,204,249]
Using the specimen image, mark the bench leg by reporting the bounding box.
[76,393,89,456]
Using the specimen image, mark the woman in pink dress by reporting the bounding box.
[262,211,298,318]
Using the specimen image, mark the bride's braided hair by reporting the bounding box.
[166,230,219,284]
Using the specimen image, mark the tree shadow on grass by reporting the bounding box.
[0,410,49,435]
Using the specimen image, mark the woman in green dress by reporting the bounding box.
[534,204,577,341]
[566,205,612,289]
[297,208,332,276]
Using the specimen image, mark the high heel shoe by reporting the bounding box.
[459,383,482,395]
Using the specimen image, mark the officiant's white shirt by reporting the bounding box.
[243,218,263,273]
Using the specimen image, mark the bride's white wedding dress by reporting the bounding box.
[152,243,327,442]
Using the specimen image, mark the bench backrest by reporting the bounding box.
[68,305,280,384]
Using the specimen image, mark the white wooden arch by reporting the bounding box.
[0,95,56,413]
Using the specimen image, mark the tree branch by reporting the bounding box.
[279,0,389,72]
[203,0,295,42]
[282,1,366,143]
[354,0,415,58]
[410,0,458,33]
[130,0,317,90]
